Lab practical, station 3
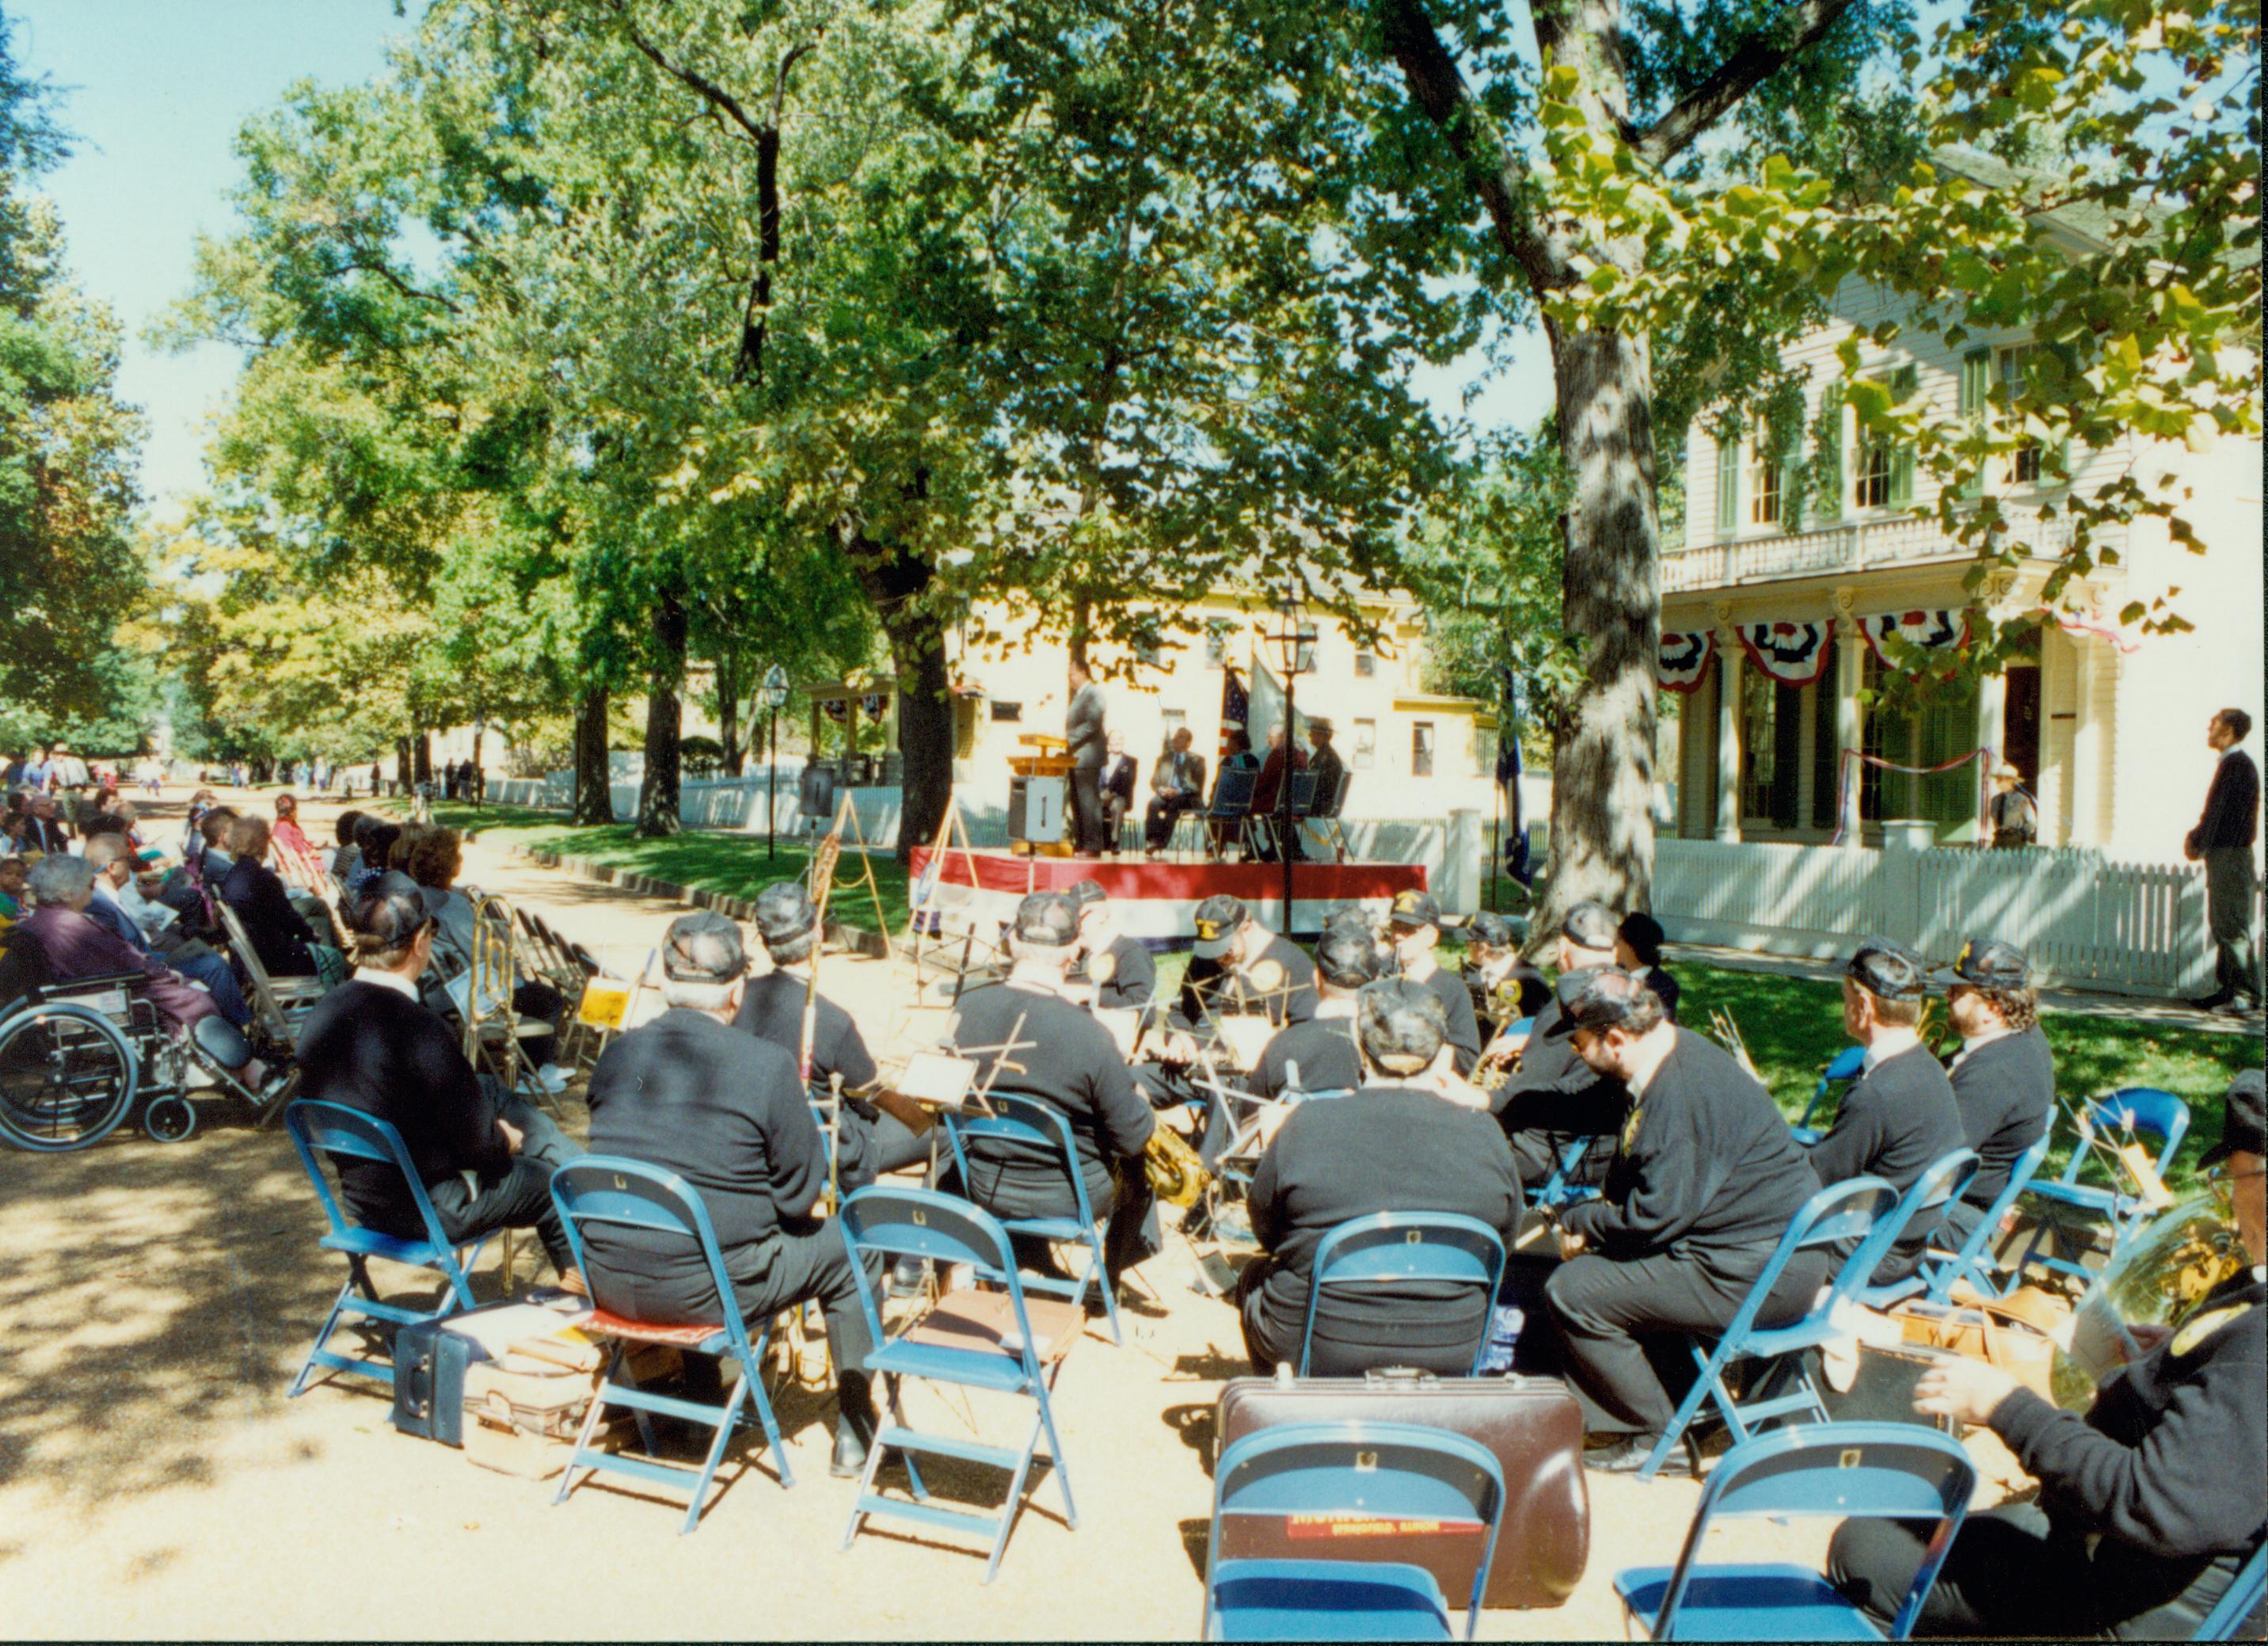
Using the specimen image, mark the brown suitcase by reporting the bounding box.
[1214,1366,1589,1610]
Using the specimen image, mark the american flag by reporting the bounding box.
[1220,665,1249,763]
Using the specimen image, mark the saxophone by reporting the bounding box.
[1143,1119,1212,1208]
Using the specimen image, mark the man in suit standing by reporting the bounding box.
[1144,727,1206,856]
[1065,657,1109,855]
[2186,707,2262,1015]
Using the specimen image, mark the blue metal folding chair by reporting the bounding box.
[1203,1420,1505,1641]
[1299,1212,1507,1377]
[1851,1149,1981,1311]
[1921,1131,2051,1303]
[1615,1423,1977,1640]
[283,1099,488,1396]
[1525,1133,1604,1214]
[1790,1045,1867,1147]
[2016,1088,2190,1289]
[836,1187,1086,1583]
[942,1092,1122,1343]
[1635,1176,1901,1481]
[546,1157,793,1534]
[2194,1541,2268,1641]
[1202,766,1258,861]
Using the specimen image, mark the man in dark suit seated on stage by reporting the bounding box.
[1237,977,1524,1374]
[583,908,881,1476]
[1144,728,1206,857]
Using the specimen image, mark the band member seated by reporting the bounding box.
[1386,890,1482,1076]
[1144,728,1206,857]
[1614,912,1680,1022]
[296,872,583,1287]
[1237,978,1523,1375]
[1250,926,1377,1102]
[1463,910,1548,1038]
[736,882,931,1181]
[1935,935,2056,1250]
[1486,899,1627,1187]
[581,909,879,1476]
[946,891,1159,1294]
[1066,879,1155,1013]
[1809,940,1965,1286]
[1540,967,1821,1473]
[1174,892,1319,1032]
[1830,1069,2266,1638]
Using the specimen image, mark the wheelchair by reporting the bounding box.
[0,944,293,1153]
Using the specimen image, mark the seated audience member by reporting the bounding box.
[1175,892,1319,1031]
[1463,911,1549,1037]
[1809,940,1966,1286]
[82,836,250,1027]
[1067,879,1155,1013]
[0,855,24,930]
[1935,936,2056,1248]
[1144,727,1206,855]
[1831,1069,2266,1638]
[949,891,1159,1293]
[1488,900,1629,1187]
[1249,925,1377,1103]
[1238,977,1523,1375]
[19,792,70,855]
[326,810,366,881]
[269,792,325,890]
[1614,912,1681,1022]
[1541,967,1821,1473]
[345,818,401,897]
[735,882,930,1180]
[18,854,272,1088]
[218,816,322,978]
[1386,890,1483,1076]
[397,823,565,1092]
[581,909,878,1476]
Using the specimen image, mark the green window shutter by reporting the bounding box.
[1813,388,1843,521]
[1772,409,1802,532]
[1716,423,1741,536]
[1958,348,1991,500]
[1887,364,1920,508]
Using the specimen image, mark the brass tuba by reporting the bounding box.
[2056,1187,2250,1408]
[1143,1120,1212,1208]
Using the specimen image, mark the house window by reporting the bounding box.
[1748,438,1783,527]
[1353,718,1376,771]
[1355,651,1376,678]
[1854,431,1894,509]
[1997,345,2042,484]
[1134,636,1163,667]
[1411,722,1435,778]
[1852,368,1916,511]
[1858,653,1978,831]
[990,701,1022,723]
[1159,708,1185,748]
[1740,672,1778,818]
[1203,623,1230,668]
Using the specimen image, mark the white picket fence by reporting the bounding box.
[1653,838,2220,999]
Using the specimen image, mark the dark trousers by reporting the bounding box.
[1070,764,1107,854]
[424,1096,584,1275]
[1544,1244,1826,1437]
[514,978,564,1068]
[1235,1258,1486,1377]
[1935,1196,1986,1255]
[1145,793,1197,850]
[2205,848,2262,1004]
[957,1157,1159,1285]
[1828,1503,2262,1640]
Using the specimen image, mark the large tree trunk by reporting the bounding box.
[573,684,615,825]
[717,646,745,777]
[413,731,433,787]
[394,734,413,798]
[637,592,688,838]
[840,523,949,863]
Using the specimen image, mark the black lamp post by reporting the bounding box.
[1269,587,1315,934]
[762,665,790,860]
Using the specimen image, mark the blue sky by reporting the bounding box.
[10,0,1554,520]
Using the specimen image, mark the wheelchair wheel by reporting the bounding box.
[142,1094,198,1144]
[0,1002,139,1152]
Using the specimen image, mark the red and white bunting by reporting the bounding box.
[2040,603,2142,655]
[1861,608,1969,664]
[1657,631,1714,694]
[1737,620,1834,687]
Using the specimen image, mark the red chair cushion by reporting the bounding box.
[583,1309,725,1349]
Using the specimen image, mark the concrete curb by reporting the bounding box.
[505,844,892,958]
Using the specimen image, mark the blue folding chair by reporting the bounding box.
[942,1092,1121,1343]
[546,1157,793,1534]
[1525,1133,1604,1214]
[1791,1045,1867,1147]
[1921,1131,2051,1303]
[1203,1421,1505,1641]
[1615,1423,1977,1640]
[2194,1541,2268,1640]
[283,1099,488,1396]
[836,1187,1085,1583]
[1636,1176,1901,1480]
[1851,1149,1981,1311]
[1299,1212,1507,1377]
[2016,1088,2190,1289]
[1203,766,1259,861]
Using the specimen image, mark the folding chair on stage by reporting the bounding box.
[1299,1211,1506,1377]
[1304,768,1356,863]
[1202,1420,1505,1641]
[283,1099,489,1396]
[546,1157,794,1534]
[1614,1423,1977,1640]
[2015,1088,2190,1290]
[1920,1131,2051,1303]
[1203,768,1258,861]
[837,1187,1086,1583]
[942,1092,1123,1343]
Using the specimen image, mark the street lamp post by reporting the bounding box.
[471,716,486,810]
[762,665,790,860]
[1269,588,1315,935]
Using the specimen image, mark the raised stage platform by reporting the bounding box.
[905,848,1427,944]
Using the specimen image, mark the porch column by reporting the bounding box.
[2069,638,2102,845]
[1714,627,1743,843]
[1833,604,1865,845]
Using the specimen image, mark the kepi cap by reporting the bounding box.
[1561,899,1619,954]
[1465,911,1520,950]
[1011,890,1079,947]
[1314,926,1382,989]
[1547,966,1653,1038]
[1847,937,1928,1000]
[1388,889,1440,931]
[2201,1069,2265,1168]
[664,909,748,982]
[753,882,819,948]
[1941,935,2031,989]
[1069,879,1106,911]
[1193,893,1247,958]
[347,871,433,949]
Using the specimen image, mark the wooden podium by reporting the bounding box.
[1007,734,1075,858]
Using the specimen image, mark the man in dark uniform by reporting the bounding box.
[948,891,1159,1291]
[1248,925,1376,1102]
[1463,910,1549,1038]
[1831,1069,2266,1638]
[1064,657,1109,855]
[1386,890,1482,1076]
[735,882,933,1182]
[1935,935,2056,1249]
[1174,892,1319,1031]
[583,909,880,1476]
[1540,967,1821,1473]
[1808,940,1966,1286]
[1067,878,1155,1014]
[2186,707,2262,1015]
[1487,899,1628,1187]
[1237,977,1523,1375]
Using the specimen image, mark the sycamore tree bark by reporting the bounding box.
[573,684,615,825]
[839,522,950,863]
[636,590,687,838]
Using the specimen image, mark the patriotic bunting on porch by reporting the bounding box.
[820,697,850,723]
[1861,608,1969,662]
[2042,604,2143,655]
[1657,631,1714,694]
[1737,620,1835,687]
[861,692,890,720]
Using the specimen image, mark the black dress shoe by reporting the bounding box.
[2193,991,2236,1012]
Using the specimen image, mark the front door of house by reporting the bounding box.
[2004,665,2041,786]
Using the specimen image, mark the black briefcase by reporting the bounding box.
[391,1320,475,1446]
[1214,1367,1589,1609]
